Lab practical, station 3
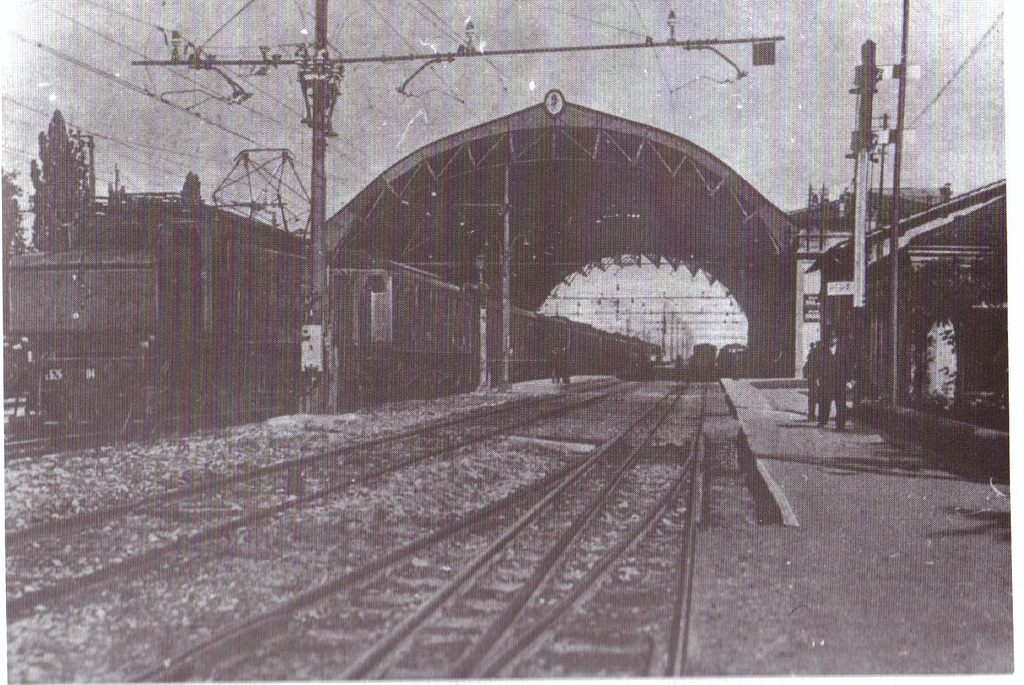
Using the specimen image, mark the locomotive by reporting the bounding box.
[5,175,306,432]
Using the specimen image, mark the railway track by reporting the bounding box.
[1,379,619,463]
[5,380,625,621]
[480,389,707,679]
[2,431,113,462]
[134,382,705,681]
[6,381,613,548]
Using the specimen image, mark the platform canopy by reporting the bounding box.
[328,91,795,312]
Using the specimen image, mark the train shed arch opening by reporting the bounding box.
[539,255,747,364]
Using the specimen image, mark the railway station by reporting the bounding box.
[2,1,1012,681]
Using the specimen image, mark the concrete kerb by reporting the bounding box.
[719,379,800,527]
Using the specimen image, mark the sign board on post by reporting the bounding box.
[827,280,855,297]
[752,41,776,66]
[301,324,323,371]
[803,293,821,322]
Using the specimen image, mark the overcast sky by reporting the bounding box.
[1,0,1006,215]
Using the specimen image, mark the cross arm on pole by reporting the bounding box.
[132,35,785,68]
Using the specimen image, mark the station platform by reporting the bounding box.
[707,378,1013,674]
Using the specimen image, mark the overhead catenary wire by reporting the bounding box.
[2,143,178,193]
[360,0,472,109]
[540,3,645,39]
[75,0,165,30]
[5,94,312,204]
[2,112,188,183]
[5,96,224,165]
[406,0,510,89]
[42,0,368,166]
[3,94,350,193]
[625,0,683,136]
[48,5,292,131]
[329,6,361,48]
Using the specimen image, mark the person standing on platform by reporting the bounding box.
[818,333,852,431]
[804,341,822,422]
[560,344,572,385]
[550,343,561,385]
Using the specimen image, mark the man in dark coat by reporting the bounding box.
[804,341,822,421]
[818,333,852,431]
[559,345,572,384]
[550,344,561,384]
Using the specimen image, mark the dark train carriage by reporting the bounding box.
[485,304,563,385]
[6,188,306,432]
[333,253,479,408]
[619,334,657,380]
[330,249,667,408]
[689,343,718,381]
[716,344,749,379]
[517,310,567,382]
[204,206,306,423]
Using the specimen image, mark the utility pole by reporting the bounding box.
[662,297,668,360]
[134,11,783,408]
[844,39,878,402]
[476,252,488,391]
[889,0,911,404]
[305,0,332,412]
[806,185,814,252]
[499,141,512,390]
[820,184,828,252]
[850,40,877,312]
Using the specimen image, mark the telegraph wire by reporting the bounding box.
[911,11,1002,126]
[3,145,40,161]
[539,4,645,39]
[9,31,263,145]
[291,0,311,28]
[200,0,262,49]
[75,0,164,30]
[329,5,361,48]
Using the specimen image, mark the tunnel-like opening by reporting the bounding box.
[539,255,748,364]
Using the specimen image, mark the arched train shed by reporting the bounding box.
[328,92,796,377]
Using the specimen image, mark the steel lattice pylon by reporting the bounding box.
[212,149,310,233]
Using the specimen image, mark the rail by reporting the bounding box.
[127,381,669,681]
[6,382,624,622]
